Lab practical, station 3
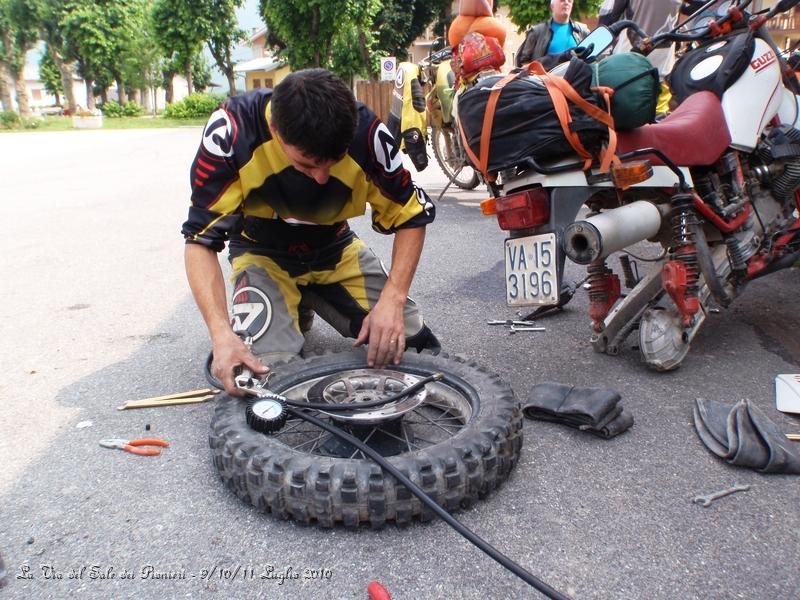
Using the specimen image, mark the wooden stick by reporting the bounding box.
[118,390,219,410]
[786,433,800,442]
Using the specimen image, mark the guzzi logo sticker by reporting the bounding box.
[751,50,776,74]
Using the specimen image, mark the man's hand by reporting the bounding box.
[353,226,426,369]
[212,330,269,396]
[353,286,406,368]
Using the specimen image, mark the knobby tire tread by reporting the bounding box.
[209,350,523,529]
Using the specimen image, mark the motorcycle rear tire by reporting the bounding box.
[209,350,522,529]
[432,126,480,190]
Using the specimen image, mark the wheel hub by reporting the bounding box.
[306,369,427,425]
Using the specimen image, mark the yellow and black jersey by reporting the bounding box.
[181,89,435,255]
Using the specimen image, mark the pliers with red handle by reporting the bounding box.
[99,438,170,456]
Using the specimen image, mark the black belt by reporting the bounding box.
[229,217,355,266]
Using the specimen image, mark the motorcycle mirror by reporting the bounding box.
[576,26,614,60]
[432,37,445,51]
[773,0,800,13]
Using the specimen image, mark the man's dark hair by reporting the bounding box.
[271,68,358,161]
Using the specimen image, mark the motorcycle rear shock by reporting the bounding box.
[587,260,620,332]
[663,191,701,326]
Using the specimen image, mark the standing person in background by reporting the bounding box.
[599,0,683,114]
[515,0,590,67]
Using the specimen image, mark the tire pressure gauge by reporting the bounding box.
[246,396,288,434]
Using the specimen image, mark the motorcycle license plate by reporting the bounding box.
[504,233,559,306]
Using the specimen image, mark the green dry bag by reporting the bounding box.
[592,52,660,131]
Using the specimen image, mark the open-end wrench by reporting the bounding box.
[509,325,546,334]
[488,320,542,326]
[692,483,751,507]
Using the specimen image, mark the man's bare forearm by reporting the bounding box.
[184,243,233,342]
[385,226,426,302]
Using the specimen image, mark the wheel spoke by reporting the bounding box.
[273,418,306,436]
[403,414,463,423]
[348,427,378,459]
[402,423,413,453]
[411,434,439,446]
[375,426,422,450]
[410,407,461,437]
[291,431,328,451]
[273,428,323,436]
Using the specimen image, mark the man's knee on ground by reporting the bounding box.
[406,324,441,354]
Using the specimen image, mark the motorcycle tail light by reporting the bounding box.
[495,188,550,230]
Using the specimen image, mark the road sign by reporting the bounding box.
[380,57,397,81]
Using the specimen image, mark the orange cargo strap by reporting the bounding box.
[459,69,523,179]
[526,62,619,173]
[459,62,620,179]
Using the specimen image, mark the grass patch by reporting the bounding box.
[0,114,207,132]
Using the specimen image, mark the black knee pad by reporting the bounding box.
[406,324,441,354]
[402,128,428,172]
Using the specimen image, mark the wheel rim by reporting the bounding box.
[433,127,479,189]
[269,367,476,459]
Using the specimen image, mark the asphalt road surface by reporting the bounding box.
[1,128,798,600]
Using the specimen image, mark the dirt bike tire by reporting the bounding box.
[431,127,480,190]
[209,350,523,529]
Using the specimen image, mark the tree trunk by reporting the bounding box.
[151,85,158,114]
[49,46,77,114]
[225,68,236,96]
[311,8,321,67]
[85,79,96,110]
[184,59,193,95]
[116,79,127,104]
[140,87,151,112]
[0,62,13,111]
[13,66,31,117]
[100,89,108,104]
[54,91,61,106]
[165,76,174,104]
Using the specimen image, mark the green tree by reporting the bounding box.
[261,0,380,76]
[151,0,208,95]
[0,0,40,116]
[38,45,63,103]
[374,0,450,61]
[121,6,163,113]
[199,0,245,96]
[62,0,145,108]
[38,0,78,113]
[191,53,213,92]
[501,0,601,30]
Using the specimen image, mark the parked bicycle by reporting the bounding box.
[418,42,481,190]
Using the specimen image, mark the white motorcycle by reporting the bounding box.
[474,0,800,370]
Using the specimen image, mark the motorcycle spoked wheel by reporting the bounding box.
[431,126,481,190]
[209,350,523,529]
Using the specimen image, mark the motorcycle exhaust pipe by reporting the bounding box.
[563,201,667,265]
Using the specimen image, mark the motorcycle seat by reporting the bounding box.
[617,91,732,167]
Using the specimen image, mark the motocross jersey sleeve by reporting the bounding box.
[181,97,258,252]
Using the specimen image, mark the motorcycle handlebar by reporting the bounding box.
[609,0,760,53]
[419,46,453,69]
